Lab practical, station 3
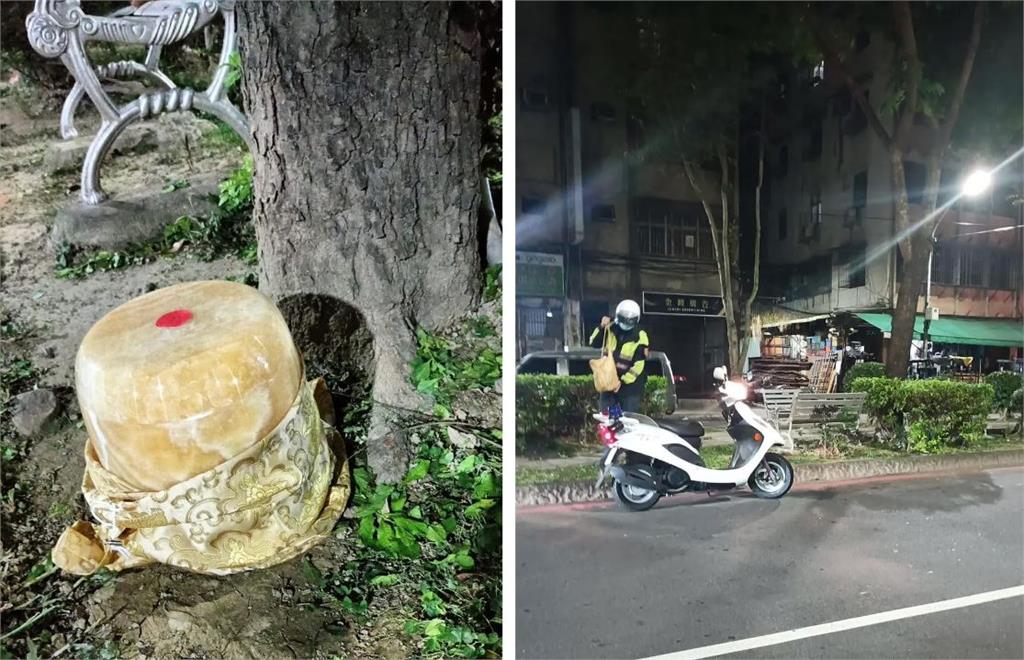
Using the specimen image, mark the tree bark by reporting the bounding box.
[882,3,986,377]
[682,149,752,377]
[238,1,486,482]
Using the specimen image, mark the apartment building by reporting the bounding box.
[515,2,730,393]
[759,28,1023,365]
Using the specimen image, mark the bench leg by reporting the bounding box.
[79,88,253,205]
[61,59,177,140]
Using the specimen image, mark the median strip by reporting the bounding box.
[516,448,1023,507]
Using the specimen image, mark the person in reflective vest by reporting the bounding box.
[588,299,650,412]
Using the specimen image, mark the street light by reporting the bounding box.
[962,170,993,198]
[922,168,993,364]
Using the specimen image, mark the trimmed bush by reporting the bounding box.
[848,376,993,452]
[842,362,885,391]
[984,371,1024,414]
[516,375,668,452]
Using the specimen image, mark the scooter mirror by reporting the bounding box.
[712,366,727,381]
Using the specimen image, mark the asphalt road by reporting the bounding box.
[516,467,1024,659]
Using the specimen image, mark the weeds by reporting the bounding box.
[411,321,501,417]
[483,264,501,303]
[55,156,256,279]
[313,318,501,658]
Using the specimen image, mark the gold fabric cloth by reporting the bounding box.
[52,378,350,575]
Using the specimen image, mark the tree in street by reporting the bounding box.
[811,1,1005,377]
[625,3,813,375]
[237,1,499,482]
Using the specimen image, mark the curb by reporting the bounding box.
[515,449,1024,507]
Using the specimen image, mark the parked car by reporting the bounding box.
[515,348,678,415]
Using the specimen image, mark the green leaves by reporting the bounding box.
[515,375,668,452]
[404,618,500,657]
[483,264,502,302]
[223,50,242,92]
[218,154,254,215]
[404,459,431,485]
[55,157,257,281]
[850,376,995,450]
[410,324,501,407]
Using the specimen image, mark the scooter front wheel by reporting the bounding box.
[748,452,794,499]
[613,466,661,511]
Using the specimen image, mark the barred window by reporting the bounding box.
[635,198,714,261]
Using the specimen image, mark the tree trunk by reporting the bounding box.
[885,149,946,378]
[682,150,751,378]
[238,1,485,482]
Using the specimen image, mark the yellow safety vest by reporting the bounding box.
[589,327,649,385]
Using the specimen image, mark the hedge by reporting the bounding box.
[848,376,994,452]
[516,375,668,452]
[841,362,885,391]
[984,371,1024,415]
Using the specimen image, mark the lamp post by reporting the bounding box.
[921,169,992,363]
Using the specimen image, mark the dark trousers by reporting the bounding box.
[599,387,643,414]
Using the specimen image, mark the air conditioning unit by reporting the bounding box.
[925,305,940,321]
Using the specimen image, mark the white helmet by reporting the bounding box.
[614,299,641,331]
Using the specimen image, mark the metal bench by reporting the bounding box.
[25,0,252,204]
[760,388,801,442]
[787,391,868,447]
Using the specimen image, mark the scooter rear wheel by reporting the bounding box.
[612,465,661,511]
[748,452,794,499]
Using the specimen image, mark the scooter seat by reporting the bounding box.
[653,417,705,440]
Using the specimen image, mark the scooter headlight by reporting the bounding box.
[722,380,748,400]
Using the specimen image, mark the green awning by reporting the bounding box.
[855,313,1024,348]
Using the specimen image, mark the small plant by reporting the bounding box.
[218,154,254,214]
[483,264,501,303]
[223,50,243,92]
[161,179,190,193]
[515,375,669,453]
[985,371,1024,416]
[842,362,885,391]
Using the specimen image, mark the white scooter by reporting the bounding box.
[594,366,794,511]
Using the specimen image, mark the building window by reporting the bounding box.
[521,196,544,215]
[989,251,1020,290]
[960,248,987,287]
[811,60,825,86]
[903,160,927,205]
[855,29,871,52]
[840,247,866,288]
[810,194,822,225]
[843,91,869,135]
[520,76,551,111]
[591,102,616,122]
[591,204,616,223]
[853,170,868,209]
[803,117,823,161]
[635,198,713,261]
[931,244,958,286]
[778,208,788,241]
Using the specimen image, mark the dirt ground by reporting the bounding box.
[0,80,414,658]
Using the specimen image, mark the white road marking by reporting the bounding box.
[640,585,1024,660]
